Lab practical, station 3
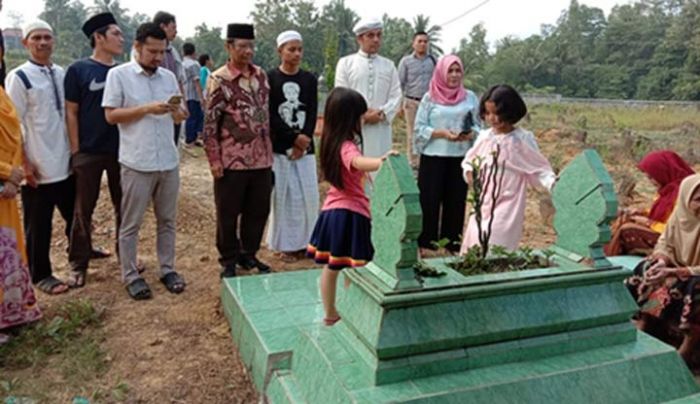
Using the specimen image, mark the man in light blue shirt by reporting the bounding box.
[398,31,435,159]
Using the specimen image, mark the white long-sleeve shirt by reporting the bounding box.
[6,61,70,185]
[334,50,402,158]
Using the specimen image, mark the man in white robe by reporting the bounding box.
[334,17,402,158]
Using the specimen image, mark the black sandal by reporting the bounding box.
[161,272,186,294]
[126,278,152,300]
[36,276,69,295]
[220,265,237,279]
[90,246,112,259]
[69,269,87,288]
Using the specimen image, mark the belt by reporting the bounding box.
[405,96,421,101]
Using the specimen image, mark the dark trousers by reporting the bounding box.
[68,153,122,271]
[214,168,272,267]
[185,100,203,144]
[417,155,467,252]
[21,177,76,283]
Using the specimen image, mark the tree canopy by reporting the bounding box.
[12,0,700,100]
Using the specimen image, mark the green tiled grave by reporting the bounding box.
[222,152,700,402]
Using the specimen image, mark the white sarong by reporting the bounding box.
[267,154,320,252]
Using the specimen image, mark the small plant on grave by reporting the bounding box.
[413,260,447,278]
[467,144,506,259]
[450,245,556,276]
[449,144,556,275]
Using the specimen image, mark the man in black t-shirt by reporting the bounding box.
[64,13,125,287]
[265,30,320,260]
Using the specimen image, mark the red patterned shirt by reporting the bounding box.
[203,63,272,171]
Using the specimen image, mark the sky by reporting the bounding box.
[0,0,630,50]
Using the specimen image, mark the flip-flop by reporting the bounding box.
[324,316,341,326]
[126,278,152,300]
[275,252,299,263]
[69,269,87,288]
[36,276,69,295]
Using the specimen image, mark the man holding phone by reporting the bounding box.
[102,22,187,300]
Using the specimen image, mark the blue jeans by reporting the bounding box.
[185,100,203,144]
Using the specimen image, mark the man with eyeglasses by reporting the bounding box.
[64,13,126,288]
[203,23,273,278]
[6,20,73,295]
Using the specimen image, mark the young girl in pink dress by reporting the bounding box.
[460,85,556,253]
[307,87,397,326]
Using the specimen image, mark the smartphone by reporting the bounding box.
[167,95,183,105]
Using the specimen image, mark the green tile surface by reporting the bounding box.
[221,152,700,403]
[552,149,617,267]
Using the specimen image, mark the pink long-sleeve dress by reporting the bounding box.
[460,127,556,253]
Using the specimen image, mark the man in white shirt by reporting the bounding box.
[334,17,402,158]
[6,20,73,295]
[103,22,187,300]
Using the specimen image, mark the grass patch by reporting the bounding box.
[0,299,108,401]
[528,104,700,132]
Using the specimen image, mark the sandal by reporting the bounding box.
[324,316,341,326]
[161,272,186,294]
[69,269,87,288]
[36,276,69,295]
[220,265,237,279]
[126,278,152,300]
[90,246,112,259]
[275,252,299,263]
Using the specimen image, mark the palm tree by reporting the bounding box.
[320,0,359,57]
[409,14,444,56]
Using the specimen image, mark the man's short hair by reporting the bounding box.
[414,31,429,39]
[198,54,210,66]
[135,22,167,44]
[183,42,195,56]
[89,25,111,48]
[153,11,176,27]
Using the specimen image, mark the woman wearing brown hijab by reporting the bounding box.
[627,174,700,368]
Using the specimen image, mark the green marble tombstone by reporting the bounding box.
[221,152,700,403]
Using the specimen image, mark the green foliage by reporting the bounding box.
[451,0,700,101]
[39,0,90,65]
[381,14,414,65]
[250,0,356,75]
[185,24,226,68]
[413,260,446,278]
[0,299,105,370]
[0,299,108,401]
[21,0,700,100]
[323,28,339,89]
[450,245,555,276]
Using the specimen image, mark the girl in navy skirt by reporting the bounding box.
[307,87,397,326]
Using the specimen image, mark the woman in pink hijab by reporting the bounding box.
[413,55,481,255]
